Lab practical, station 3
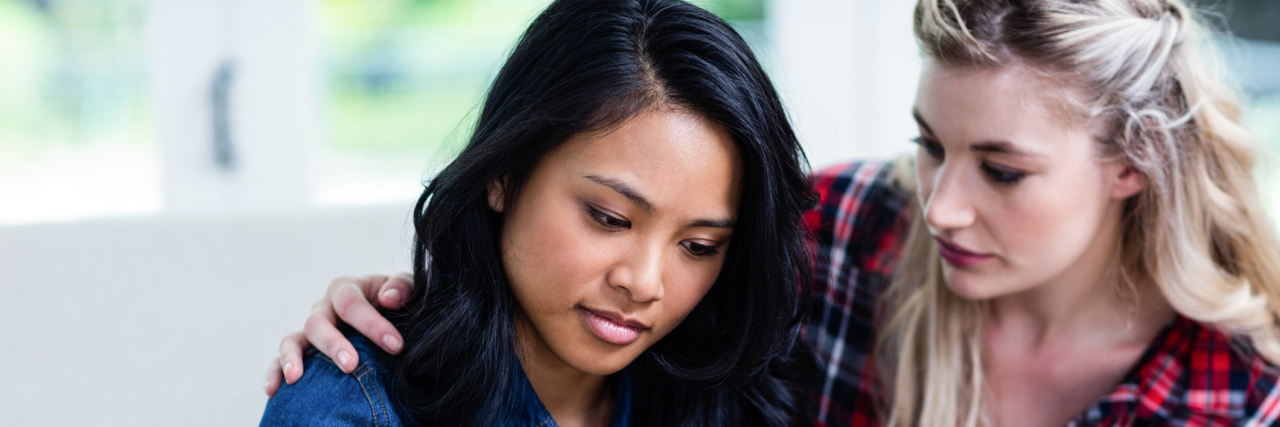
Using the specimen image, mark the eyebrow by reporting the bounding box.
[911,108,1045,158]
[584,174,654,212]
[583,174,736,229]
[912,109,936,137]
[970,141,1045,157]
[688,218,736,230]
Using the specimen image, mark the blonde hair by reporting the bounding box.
[878,0,1280,425]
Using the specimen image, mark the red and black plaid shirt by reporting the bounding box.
[803,160,1280,427]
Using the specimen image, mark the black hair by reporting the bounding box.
[386,0,817,425]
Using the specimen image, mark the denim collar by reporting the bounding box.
[505,362,633,427]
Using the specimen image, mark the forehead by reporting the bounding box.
[542,106,742,213]
[915,63,1100,151]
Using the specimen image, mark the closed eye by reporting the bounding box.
[911,136,945,160]
[680,241,720,258]
[585,205,630,230]
[981,163,1027,185]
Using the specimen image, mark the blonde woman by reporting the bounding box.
[265,0,1280,425]
[867,0,1280,425]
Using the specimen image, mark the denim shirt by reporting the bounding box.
[260,334,633,427]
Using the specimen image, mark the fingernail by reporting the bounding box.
[383,335,402,353]
[383,288,402,304]
[264,380,271,391]
[284,362,293,374]
[338,351,352,370]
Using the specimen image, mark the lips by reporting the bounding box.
[578,307,648,345]
[934,237,994,268]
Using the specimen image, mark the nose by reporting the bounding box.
[923,164,976,231]
[607,241,664,303]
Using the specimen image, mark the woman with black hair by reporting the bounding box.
[260,0,815,425]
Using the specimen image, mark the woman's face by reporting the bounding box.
[490,106,741,376]
[912,63,1144,300]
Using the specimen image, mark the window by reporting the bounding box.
[0,0,154,225]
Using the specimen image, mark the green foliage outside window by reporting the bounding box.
[319,0,765,159]
[0,0,149,158]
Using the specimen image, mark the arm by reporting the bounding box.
[264,274,415,398]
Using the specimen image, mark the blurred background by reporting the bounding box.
[0,0,1275,425]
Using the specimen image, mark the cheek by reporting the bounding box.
[996,198,1072,253]
[502,204,610,310]
[991,174,1109,268]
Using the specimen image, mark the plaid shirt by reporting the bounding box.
[803,160,1280,427]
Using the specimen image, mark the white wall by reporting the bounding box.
[0,205,414,426]
[769,0,922,169]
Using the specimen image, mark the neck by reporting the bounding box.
[987,210,1173,350]
[514,311,614,427]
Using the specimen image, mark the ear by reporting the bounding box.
[1111,165,1146,199]
[487,178,506,212]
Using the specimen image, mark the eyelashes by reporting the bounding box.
[910,136,1028,186]
[911,136,945,160]
[680,241,720,257]
[980,163,1027,185]
[583,204,721,258]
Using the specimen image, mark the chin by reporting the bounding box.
[941,267,1002,301]
[560,339,645,376]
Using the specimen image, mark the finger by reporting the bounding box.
[278,331,309,384]
[303,310,358,374]
[375,272,415,310]
[330,275,387,303]
[265,363,284,398]
[333,282,404,355]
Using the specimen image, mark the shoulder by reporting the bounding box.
[260,335,403,427]
[1127,317,1280,425]
[802,159,914,426]
[804,159,914,303]
[809,159,911,211]
[806,159,914,276]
